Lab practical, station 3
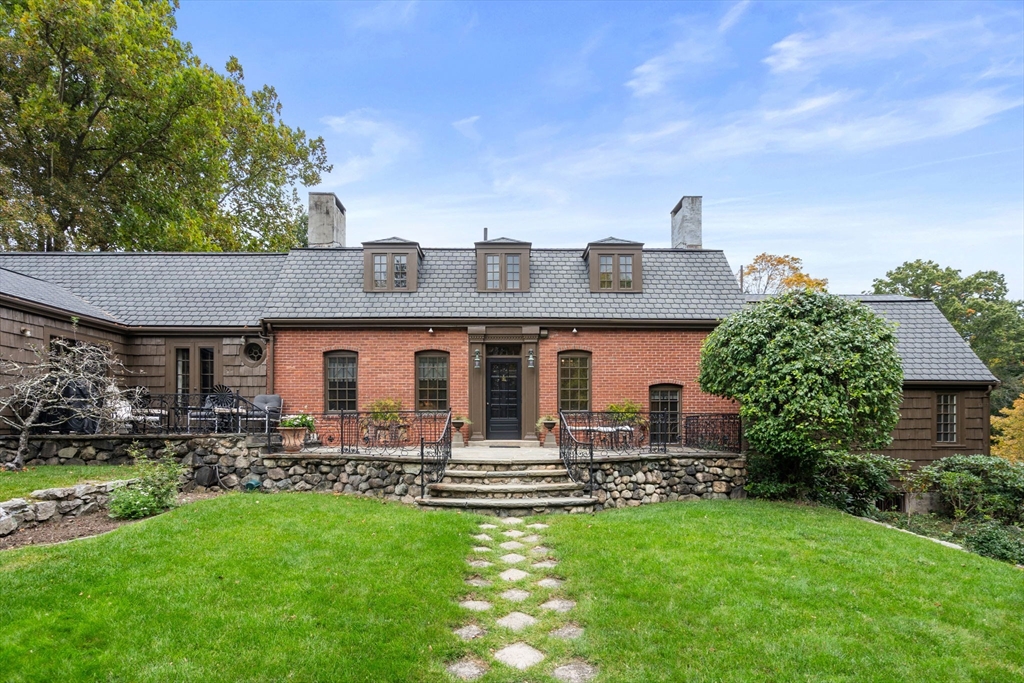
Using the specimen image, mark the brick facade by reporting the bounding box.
[538,328,738,417]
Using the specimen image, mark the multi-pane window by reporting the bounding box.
[486,254,501,290]
[325,353,357,412]
[373,254,388,289]
[649,385,681,445]
[599,256,614,289]
[175,349,190,395]
[559,353,591,411]
[393,254,408,289]
[936,393,958,443]
[199,347,215,395]
[506,254,520,290]
[417,353,449,411]
[618,255,633,289]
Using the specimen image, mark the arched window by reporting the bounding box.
[558,351,591,411]
[324,352,357,412]
[416,351,449,411]
[649,384,682,445]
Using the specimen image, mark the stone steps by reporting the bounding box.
[444,468,574,485]
[415,496,597,514]
[428,481,586,499]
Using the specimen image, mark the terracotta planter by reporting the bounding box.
[278,426,307,453]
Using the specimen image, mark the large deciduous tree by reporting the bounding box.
[699,291,904,494]
[0,0,329,252]
[738,253,828,295]
[872,260,1024,413]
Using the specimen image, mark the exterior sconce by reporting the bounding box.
[473,348,481,369]
[527,349,535,368]
[428,327,434,334]
[572,328,578,334]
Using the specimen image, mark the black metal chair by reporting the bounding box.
[187,386,236,433]
[249,394,283,433]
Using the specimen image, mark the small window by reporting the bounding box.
[393,254,408,289]
[650,385,681,445]
[175,348,190,395]
[936,393,958,443]
[243,342,265,364]
[599,256,613,289]
[486,254,501,290]
[559,352,591,411]
[417,352,449,411]
[373,254,388,289]
[506,254,520,290]
[619,255,633,289]
[325,353,357,412]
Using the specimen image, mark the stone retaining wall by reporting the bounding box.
[1,434,262,469]
[587,454,746,510]
[0,480,129,537]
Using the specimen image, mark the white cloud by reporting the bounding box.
[319,111,412,186]
[351,0,419,32]
[626,35,721,97]
[452,115,482,142]
[718,0,751,33]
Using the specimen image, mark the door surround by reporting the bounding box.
[467,326,539,441]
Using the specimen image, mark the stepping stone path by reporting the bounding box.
[447,515,599,678]
[447,658,488,681]
[496,611,537,631]
[500,588,530,602]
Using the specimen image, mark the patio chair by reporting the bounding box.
[186,386,236,433]
[249,394,283,433]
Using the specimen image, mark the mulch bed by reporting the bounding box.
[0,490,222,551]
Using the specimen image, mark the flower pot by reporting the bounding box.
[452,420,465,431]
[542,420,557,431]
[278,426,307,453]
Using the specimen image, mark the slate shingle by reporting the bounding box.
[0,267,121,323]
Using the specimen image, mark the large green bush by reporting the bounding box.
[108,445,185,520]
[810,451,908,516]
[962,522,1024,564]
[920,455,1024,525]
[699,291,904,504]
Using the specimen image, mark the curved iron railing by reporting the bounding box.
[420,411,453,497]
[558,410,594,490]
[559,410,742,455]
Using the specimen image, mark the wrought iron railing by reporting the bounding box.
[420,411,452,497]
[122,392,278,438]
[558,410,741,455]
[288,410,452,455]
[558,411,594,490]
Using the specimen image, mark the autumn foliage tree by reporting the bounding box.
[992,395,1024,463]
[0,0,330,252]
[738,253,828,295]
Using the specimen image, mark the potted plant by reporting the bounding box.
[541,415,557,431]
[278,413,315,453]
[452,415,471,432]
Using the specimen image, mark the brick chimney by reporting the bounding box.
[671,196,701,249]
[308,192,346,248]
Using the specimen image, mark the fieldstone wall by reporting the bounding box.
[0,480,130,537]
[1,434,262,469]
[588,454,746,510]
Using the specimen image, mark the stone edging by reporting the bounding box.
[0,480,133,538]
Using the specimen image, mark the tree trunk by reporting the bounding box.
[12,403,44,470]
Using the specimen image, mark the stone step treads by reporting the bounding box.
[427,481,586,499]
[415,496,597,512]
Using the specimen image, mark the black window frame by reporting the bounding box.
[416,351,450,412]
[649,384,682,445]
[325,352,358,413]
[558,351,591,412]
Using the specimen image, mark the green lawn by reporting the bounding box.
[1,496,1022,682]
[0,464,145,500]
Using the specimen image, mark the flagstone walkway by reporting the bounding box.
[446,517,598,681]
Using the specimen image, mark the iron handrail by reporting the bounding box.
[558,410,594,492]
[420,410,453,497]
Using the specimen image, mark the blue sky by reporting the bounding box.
[176,1,1024,296]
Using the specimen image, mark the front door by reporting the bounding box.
[486,358,521,439]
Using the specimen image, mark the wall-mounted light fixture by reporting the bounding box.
[571,328,578,334]
[428,327,434,334]
[473,348,481,369]
[20,327,31,337]
[527,348,535,369]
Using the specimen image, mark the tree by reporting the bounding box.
[0,0,329,252]
[872,260,1024,412]
[0,337,133,469]
[699,290,904,491]
[738,253,828,294]
[992,394,1024,463]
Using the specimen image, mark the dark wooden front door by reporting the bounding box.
[486,359,521,439]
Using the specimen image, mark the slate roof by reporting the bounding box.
[0,267,121,324]
[262,248,744,321]
[0,253,286,327]
[744,293,996,384]
[856,296,997,384]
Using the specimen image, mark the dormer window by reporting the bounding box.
[584,237,643,293]
[476,237,530,292]
[363,237,423,292]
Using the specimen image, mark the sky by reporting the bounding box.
[175,0,1024,296]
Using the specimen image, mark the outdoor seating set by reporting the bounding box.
[111,387,283,436]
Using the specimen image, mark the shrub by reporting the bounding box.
[367,398,402,423]
[962,522,1024,564]
[108,444,185,520]
[921,455,1024,525]
[810,451,908,516]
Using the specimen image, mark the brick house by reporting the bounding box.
[0,193,997,465]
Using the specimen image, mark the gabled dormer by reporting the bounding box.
[583,237,643,293]
[475,237,531,292]
[362,237,424,292]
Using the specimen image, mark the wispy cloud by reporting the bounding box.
[545,27,608,94]
[351,0,419,32]
[452,115,482,142]
[718,0,751,33]
[625,33,721,97]
[319,111,412,185]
